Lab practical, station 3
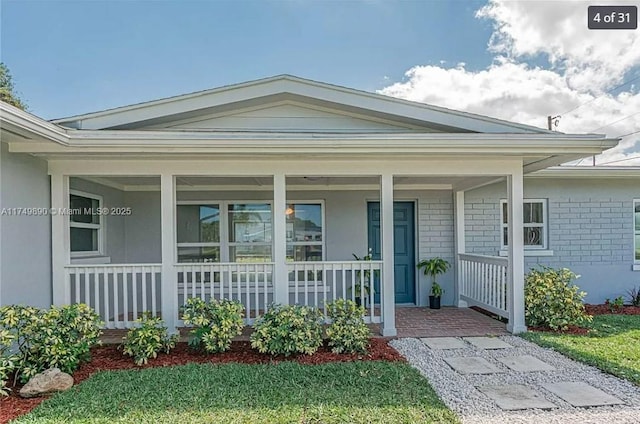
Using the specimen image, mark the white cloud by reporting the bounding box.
[477,0,640,92]
[379,0,640,166]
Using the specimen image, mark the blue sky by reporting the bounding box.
[2,0,491,119]
[1,0,639,164]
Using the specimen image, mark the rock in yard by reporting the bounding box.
[20,367,74,398]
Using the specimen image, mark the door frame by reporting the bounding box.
[365,198,418,305]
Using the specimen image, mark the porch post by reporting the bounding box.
[160,174,178,332]
[272,173,288,305]
[380,173,396,337]
[507,168,527,333]
[454,190,467,308]
[51,173,70,306]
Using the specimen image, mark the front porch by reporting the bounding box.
[50,159,529,336]
[100,306,507,344]
[391,306,508,338]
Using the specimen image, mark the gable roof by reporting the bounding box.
[52,75,555,134]
[1,97,619,174]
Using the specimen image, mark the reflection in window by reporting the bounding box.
[70,192,102,255]
[286,203,323,261]
[228,203,272,262]
[501,200,547,249]
[177,204,220,262]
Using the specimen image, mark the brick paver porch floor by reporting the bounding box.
[391,306,508,338]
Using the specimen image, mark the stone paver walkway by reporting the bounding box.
[391,336,640,423]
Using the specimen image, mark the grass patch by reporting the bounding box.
[521,314,640,385]
[14,361,459,424]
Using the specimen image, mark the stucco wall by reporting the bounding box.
[0,142,51,308]
[465,178,640,303]
[123,191,162,263]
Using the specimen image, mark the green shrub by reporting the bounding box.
[0,328,16,396]
[325,299,370,354]
[121,313,178,365]
[0,304,103,383]
[251,304,323,356]
[181,298,245,353]
[606,296,625,312]
[524,267,592,330]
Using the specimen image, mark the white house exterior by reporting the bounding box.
[1,75,635,337]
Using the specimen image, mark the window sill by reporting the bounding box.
[633,264,640,271]
[71,256,111,265]
[499,250,554,257]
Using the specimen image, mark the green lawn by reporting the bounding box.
[14,361,459,424]
[521,314,640,385]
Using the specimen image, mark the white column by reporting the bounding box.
[160,174,178,332]
[272,173,288,305]
[380,174,396,337]
[507,168,527,333]
[454,190,468,308]
[51,173,70,306]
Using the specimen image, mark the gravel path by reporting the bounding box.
[391,336,640,424]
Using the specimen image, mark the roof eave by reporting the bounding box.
[8,131,618,157]
[531,165,640,178]
[0,102,69,146]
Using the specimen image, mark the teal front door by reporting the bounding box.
[367,202,416,304]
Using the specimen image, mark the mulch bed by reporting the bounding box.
[585,303,640,316]
[0,338,402,424]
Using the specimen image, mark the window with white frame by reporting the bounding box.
[69,191,103,256]
[500,199,548,249]
[176,204,221,262]
[228,203,272,263]
[176,201,325,263]
[634,200,640,262]
[286,203,324,261]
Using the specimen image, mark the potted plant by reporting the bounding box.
[416,257,450,309]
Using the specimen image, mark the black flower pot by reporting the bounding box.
[355,296,369,308]
[429,295,441,310]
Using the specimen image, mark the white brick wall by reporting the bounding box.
[418,192,454,259]
[542,198,634,266]
[464,197,500,257]
[415,191,455,305]
[462,178,639,302]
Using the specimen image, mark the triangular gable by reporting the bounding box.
[142,101,434,133]
[53,75,552,134]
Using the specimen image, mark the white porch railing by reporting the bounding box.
[287,261,382,323]
[66,260,383,328]
[458,253,508,319]
[176,262,274,324]
[65,264,162,329]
